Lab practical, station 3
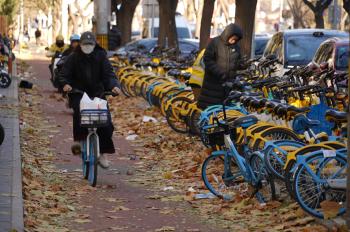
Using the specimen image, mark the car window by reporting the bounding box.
[335,45,349,71]
[126,40,157,52]
[313,43,334,65]
[177,28,191,38]
[263,32,283,60]
[255,38,269,56]
[285,35,337,66]
[152,27,190,39]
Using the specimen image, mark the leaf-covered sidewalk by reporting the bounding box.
[108,94,331,232]
[18,56,333,231]
[19,59,229,232]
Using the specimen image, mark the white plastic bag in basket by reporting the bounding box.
[80,93,108,111]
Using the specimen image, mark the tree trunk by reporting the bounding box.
[235,0,257,57]
[199,0,215,50]
[167,0,178,48]
[314,11,324,28]
[288,0,308,29]
[157,0,178,49]
[158,0,167,48]
[68,4,78,33]
[194,0,203,39]
[116,0,140,45]
[302,0,332,29]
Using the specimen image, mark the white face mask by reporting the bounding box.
[81,44,95,54]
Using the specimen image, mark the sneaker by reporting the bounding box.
[71,143,81,155]
[98,154,110,169]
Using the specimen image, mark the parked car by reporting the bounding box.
[142,14,193,39]
[115,38,199,56]
[310,38,349,72]
[262,29,348,74]
[115,38,157,56]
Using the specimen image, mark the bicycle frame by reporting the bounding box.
[223,133,256,184]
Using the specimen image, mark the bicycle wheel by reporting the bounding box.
[81,141,89,179]
[293,152,346,219]
[0,72,11,88]
[165,97,193,134]
[249,151,276,202]
[88,134,98,187]
[252,127,301,151]
[264,140,304,180]
[284,143,344,199]
[0,123,4,146]
[201,153,241,200]
[120,80,132,97]
[189,108,201,135]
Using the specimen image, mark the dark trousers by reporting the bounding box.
[71,95,115,154]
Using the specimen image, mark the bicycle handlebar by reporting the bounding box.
[68,88,119,98]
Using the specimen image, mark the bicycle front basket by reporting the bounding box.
[80,109,109,128]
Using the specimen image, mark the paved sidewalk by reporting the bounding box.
[0,74,24,232]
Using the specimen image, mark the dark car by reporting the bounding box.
[311,38,349,72]
[115,38,157,56]
[115,38,199,56]
[263,29,349,69]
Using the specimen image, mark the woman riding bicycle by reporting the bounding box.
[57,31,120,168]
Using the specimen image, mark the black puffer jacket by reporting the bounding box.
[58,45,119,98]
[57,45,120,154]
[197,23,243,109]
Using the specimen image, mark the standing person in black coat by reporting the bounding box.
[197,23,243,109]
[35,28,41,45]
[58,31,120,168]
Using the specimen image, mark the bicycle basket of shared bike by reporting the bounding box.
[201,121,238,148]
[80,109,109,128]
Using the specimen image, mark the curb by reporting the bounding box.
[11,75,24,232]
[0,62,24,232]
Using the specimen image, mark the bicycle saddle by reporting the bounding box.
[250,98,264,109]
[292,114,320,134]
[287,106,310,117]
[325,110,347,124]
[227,91,242,101]
[258,98,269,107]
[265,100,281,110]
[181,72,192,80]
[231,115,258,129]
[245,92,262,97]
[275,104,288,118]
[242,96,255,106]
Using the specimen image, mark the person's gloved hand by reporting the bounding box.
[63,84,72,92]
[112,87,121,95]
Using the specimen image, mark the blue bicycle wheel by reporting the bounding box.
[201,153,241,200]
[81,141,89,179]
[264,140,304,180]
[293,152,346,218]
[88,134,98,187]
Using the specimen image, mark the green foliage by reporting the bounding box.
[0,0,17,24]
